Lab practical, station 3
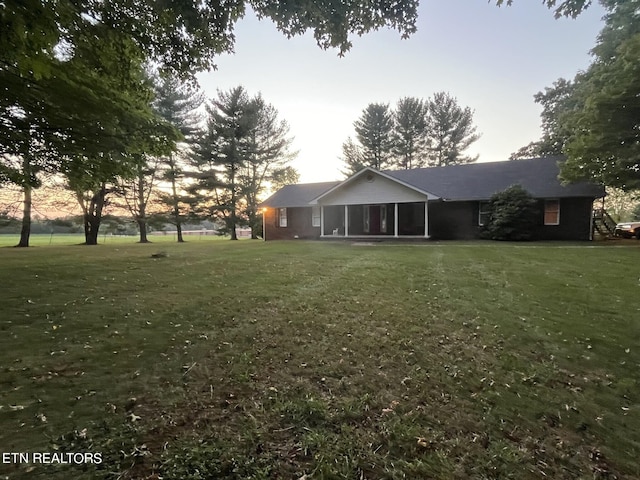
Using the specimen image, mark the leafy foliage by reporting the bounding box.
[512,1,640,190]
[495,0,593,18]
[561,31,640,190]
[482,185,540,241]
[509,79,575,160]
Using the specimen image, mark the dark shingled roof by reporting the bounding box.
[261,157,604,207]
[384,157,604,201]
[260,181,340,208]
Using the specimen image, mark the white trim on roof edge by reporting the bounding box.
[309,167,441,205]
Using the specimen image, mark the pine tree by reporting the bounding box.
[340,137,366,176]
[192,86,258,240]
[393,97,428,169]
[354,103,395,170]
[424,92,479,167]
[239,95,296,239]
[153,75,204,242]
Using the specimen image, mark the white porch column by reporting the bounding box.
[320,205,325,237]
[344,205,349,237]
[394,203,399,237]
[424,201,429,238]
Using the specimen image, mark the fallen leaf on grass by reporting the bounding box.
[128,413,142,422]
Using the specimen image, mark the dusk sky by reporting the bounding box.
[197,1,606,183]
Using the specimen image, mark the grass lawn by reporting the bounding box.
[0,240,639,479]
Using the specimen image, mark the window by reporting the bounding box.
[544,200,560,225]
[278,208,288,227]
[312,206,321,227]
[478,202,491,226]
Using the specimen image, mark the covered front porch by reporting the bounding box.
[319,202,430,239]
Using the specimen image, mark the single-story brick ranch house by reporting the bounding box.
[260,157,605,241]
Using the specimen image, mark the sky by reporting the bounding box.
[196,1,606,184]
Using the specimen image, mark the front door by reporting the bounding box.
[364,205,387,234]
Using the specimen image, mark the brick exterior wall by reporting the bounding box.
[428,198,595,241]
[264,198,595,241]
[264,206,321,240]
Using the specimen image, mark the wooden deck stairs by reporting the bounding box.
[592,208,617,239]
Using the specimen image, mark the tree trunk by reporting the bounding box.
[176,222,184,243]
[169,163,184,243]
[16,183,32,248]
[84,215,101,245]
[137,172,150,243]
[229,162,238,241]
[83,183,107,245]
[137,219,149,243]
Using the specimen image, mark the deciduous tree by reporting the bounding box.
[512,1,640,191]
[510,79,575,160]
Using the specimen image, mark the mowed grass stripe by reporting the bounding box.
[0,241,638,479]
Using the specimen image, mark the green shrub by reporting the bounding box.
[483,185,539,240]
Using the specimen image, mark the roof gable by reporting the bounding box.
[311,167,440,205]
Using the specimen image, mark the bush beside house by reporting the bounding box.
[483,185,540,241]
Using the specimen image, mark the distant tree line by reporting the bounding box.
[341,92,480,175]
[0,75,298,247]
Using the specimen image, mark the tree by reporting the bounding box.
[3,1,422,246]
[604,187,640,222]
[340,137,366,177]
[2,26,172,247]
[239,95,297,239]
[560,33,640,190]
[512,1,640,190]
[270,166,301,191]
[353,103,395,171]
[116,156,160,243]
[1,116,58,247]
[510,79,576,160]
[192,86,259,240]
[60,62,177,246]
[66,156,120,246]
[482,185,540,241]
[191,88,296,239]
[424,92,480,167]
[393,97,428,169]
[153,75,204,243]
[495,0,594,18]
